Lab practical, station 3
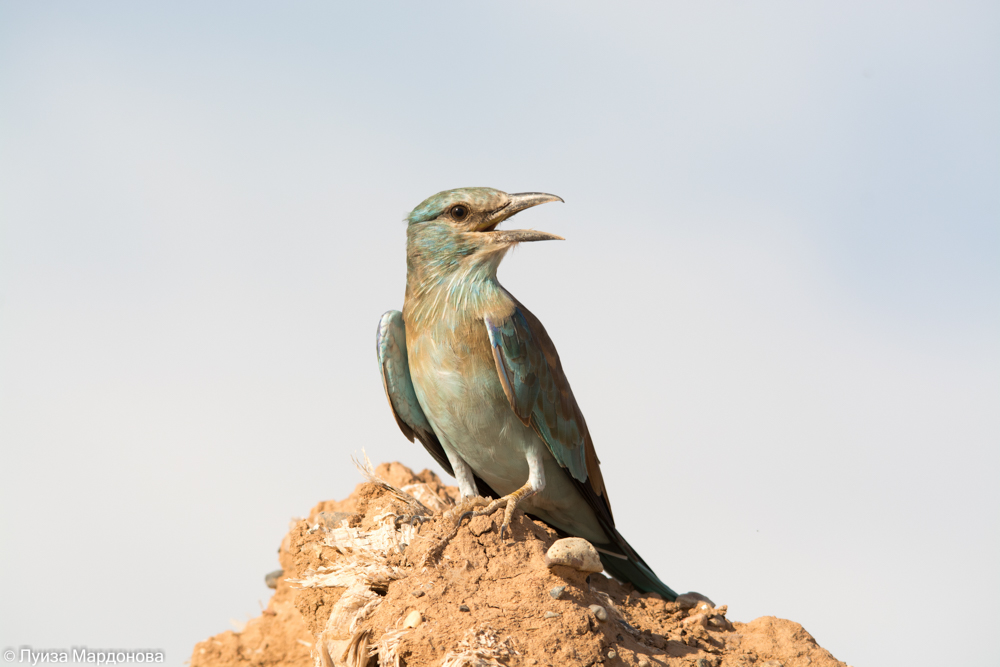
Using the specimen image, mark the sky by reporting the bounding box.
[1,2,997,666]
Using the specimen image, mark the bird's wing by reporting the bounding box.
[377,311,499,499]
[377,310,455,475]
[484,305,678,599]
[483,304,611,519]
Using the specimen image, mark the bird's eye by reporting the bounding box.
[450,205,469,221]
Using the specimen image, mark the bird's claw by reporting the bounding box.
[460,496,517,539]
[498,521,511,541]
[446,496,491,525]
[450,491,526,540]
[456,510,508,537]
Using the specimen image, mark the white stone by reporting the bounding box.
[588,604,608,622]
[544,538,603,573]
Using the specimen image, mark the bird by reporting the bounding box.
[376,187,677,600]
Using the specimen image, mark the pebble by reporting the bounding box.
[637,658,651,667]
[607,649,617,659]
[617,618,638,634]
[549,585,566,599]
[458,604,470,612]
[589,604,608,622]
[676,592,716,609]
[264,569,283,589]
[401,610,422,629]
[544,611,561,619]
[411,590,425,597]
[544,538,603,573]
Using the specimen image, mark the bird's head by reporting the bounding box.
[407,187,563,240]
[405,187,563,282]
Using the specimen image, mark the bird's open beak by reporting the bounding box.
[479,192,565,244]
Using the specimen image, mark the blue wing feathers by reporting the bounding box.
[377,311,434,437]
[485,308,589,483]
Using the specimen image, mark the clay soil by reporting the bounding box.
[190,462,849,667]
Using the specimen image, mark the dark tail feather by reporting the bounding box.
[558,474,678,600]
[597,549,678,601]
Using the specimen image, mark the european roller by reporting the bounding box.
[377,187,677,600]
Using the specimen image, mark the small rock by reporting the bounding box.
[458,604,470,612]
[544,611,561,619]
[549,585,566,599]
[676,591,715,609]
[544,537,603,573]
[762,662,783,667]
[617,618,638,634]
[589,604,608,622]
[264,569,283,589]
[607,649,617,659]
[637,658,651,667]
[401,610,422,629]
[411,589,425,597]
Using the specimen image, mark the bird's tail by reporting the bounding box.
[597,545,678,601]
[544,466,680,600]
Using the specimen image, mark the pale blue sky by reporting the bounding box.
[1,3,997,666]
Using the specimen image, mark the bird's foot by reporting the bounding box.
[462,484,535,540]
[444,495,491,525]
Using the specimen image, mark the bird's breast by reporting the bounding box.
[406,319,532,486]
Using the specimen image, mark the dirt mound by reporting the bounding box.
[191,462,848,667]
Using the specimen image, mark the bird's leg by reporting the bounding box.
[442,447,491,521]
[467,443,546,540]
[449,450,480,500]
